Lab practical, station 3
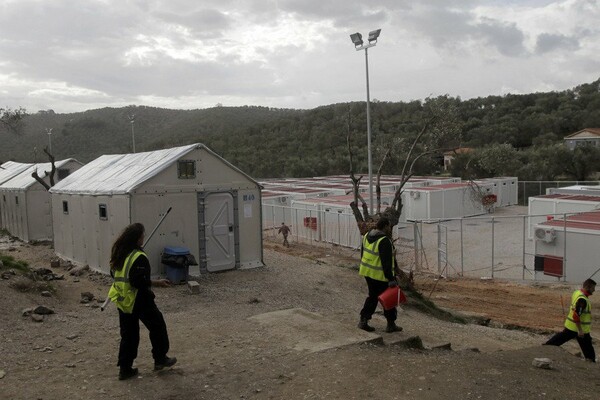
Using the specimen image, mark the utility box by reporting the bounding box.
[162,246,197,284]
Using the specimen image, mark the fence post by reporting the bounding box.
[437,220,441,275]
[491,216,495,278]
[522,215,526,280]
[460,218,464,276]
[563,213,567,282]
[413,222,419,270]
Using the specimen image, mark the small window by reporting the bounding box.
[62,201,69,214]
[57,169,70,180]
[2,195,5,202]
[99,204,108,220]
[177,160,196,179]
[15,196,19,205]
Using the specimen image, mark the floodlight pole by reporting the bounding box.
[128,114,136,153]
[46,128,53,154]
[364,47,373,215]
[351,31,380,215]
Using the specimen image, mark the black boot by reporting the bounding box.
[119,367,138,380]
[154,356,177,371]
[358,318,375,332]
[385,322,403,333]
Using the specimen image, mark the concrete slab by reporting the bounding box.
[248,308,383,353]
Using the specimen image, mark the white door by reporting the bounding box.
[204,192,236,272]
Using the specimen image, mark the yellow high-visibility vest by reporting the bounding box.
[565,289,592,333]
[359,233,394,282]
[107,250,145,314]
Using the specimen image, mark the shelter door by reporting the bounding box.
[203,192,236,272]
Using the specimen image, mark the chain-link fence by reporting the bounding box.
[263,202,597,283]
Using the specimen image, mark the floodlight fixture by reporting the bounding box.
[368,29,381,43]
[350,32,363,47]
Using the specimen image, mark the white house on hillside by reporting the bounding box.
[564,128,600,150]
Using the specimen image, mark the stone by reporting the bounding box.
[70,265,89,276]
[432,343,452,351]
[41,291,52,297]
[187,280,200,294]
[50,259,61,269]
[391,336,425,350]
[0,370,5,379]
[33,305,55,315]
[532,358,552,369]
[67,334,79,340]
[31,314,44,322]
[81,292,94,301]
[22,307,34,317]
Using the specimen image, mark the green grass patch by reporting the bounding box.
[0,252,29,272]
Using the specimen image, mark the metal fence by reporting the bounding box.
[518,181,600,205]
[263,202,597,283]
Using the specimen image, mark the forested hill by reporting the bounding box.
[2,79,599,179]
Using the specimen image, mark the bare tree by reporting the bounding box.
[348,96,463,234]
[31,147,57,191]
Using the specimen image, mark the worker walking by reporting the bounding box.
[108,223,177,380]
[544,278,596,362]
[278,222,291,247]
[358,217,402,333]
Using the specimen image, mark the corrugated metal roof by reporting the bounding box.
[50,144,202,195]
[0,161,33,185]
[0,159,77,190]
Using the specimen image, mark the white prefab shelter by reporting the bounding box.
[49,144,263,276]
[533,211,600,283]
[0,161,32,229]
[0,159,82,242]
[547,185,600,196]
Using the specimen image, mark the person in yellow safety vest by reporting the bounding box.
[108,223,177,380]
[358,217,403,333]
[544,278,596,362]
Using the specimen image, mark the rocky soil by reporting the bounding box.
[1,235,600,400]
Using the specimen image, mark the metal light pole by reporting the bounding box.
[128,114,136,153]
[45,128,53,154]
[350,29,381,215]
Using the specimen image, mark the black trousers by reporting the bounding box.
[360,277,397,323]
[545,328,596,362]
[118,297,170,369]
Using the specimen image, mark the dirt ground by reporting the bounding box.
[2,235,600,400]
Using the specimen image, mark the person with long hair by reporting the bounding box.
[108,222,177,380]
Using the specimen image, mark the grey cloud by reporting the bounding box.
[535,33,580,54]
[154,9,233,37]
[399,7,526,57]
[477,19,526,57]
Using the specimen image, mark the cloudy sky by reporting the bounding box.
[1,0,598,113]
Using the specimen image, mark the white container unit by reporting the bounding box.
[261,191,294,231]
[403,183,492,221]
[547,185,600,196]
[533,211,600,283]
[527,194,600,239]
[289,198,323,242]
[477,177,518,207]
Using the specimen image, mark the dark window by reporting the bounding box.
[2,195,5,202]
[57,169,70,180]
[99,204,108,220]
[62,201,69,214]
[15,196,18,205]
[177,160,196,179]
